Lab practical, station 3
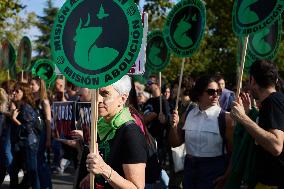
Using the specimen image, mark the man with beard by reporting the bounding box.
[230,60,284,188]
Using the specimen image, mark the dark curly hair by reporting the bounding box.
[14,82,35,108]
[191,75,217,102]
[250,60,278,88]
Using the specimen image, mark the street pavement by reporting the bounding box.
[1,166,164,189]
[1,166,75,189]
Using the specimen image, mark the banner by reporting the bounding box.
[76,102,91,145]
[53,101,76,140]
[128,12,148,75]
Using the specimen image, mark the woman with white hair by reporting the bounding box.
[80,75,147,189]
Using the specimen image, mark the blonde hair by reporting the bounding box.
[0,88,8,113]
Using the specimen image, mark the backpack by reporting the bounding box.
[34,101,46,135]
[124,120,161,184]
[145,131,161,183]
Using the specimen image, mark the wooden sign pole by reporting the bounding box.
[90,89,99,189]
[7,70,10,80]
[21,70,24,82]
[236,36,249,97]
[175,58,185,111]
[159,72,162,114]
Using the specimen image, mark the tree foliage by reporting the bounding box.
[0,0,23,27]
[0,0,35,45]
[144,0,284,88]
[0,0,36,84]
[34,0,58,60]
[144,0,174,23]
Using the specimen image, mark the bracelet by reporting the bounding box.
[106,168,113,182]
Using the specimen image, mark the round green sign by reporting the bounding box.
[247,17,282,61]
[51,0,143,89]
[17,36,32,71]
[146,31,170,72]
[32,59,56,84]
[163,0,206,57]
[232,0,284,36]
[1,38,16,70]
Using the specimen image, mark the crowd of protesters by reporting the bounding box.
[0,59,283,189]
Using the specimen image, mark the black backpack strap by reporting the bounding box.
[218,109,227,155]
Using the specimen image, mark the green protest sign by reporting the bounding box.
[1,38,16,70]
[163,0,206,57]
[232,0,284,36]
[17,36,32,71]
[32,59,56,84]
[146,31,170,72]
[51,0,143,89]
[247,17,282,61]
[1,39,16,79]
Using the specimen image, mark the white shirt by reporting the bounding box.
[183,105,223,157]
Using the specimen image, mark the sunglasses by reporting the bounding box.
[205,89,222,96]
[14,89,21,94]
[147,80,156,86]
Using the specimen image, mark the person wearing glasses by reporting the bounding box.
[170,75,234,189]
[9,82,40,189]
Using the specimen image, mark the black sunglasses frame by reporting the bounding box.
[205,89,222,96]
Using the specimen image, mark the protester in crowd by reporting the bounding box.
[178,88,194,117]
[170,75,234,189]
[137,91,149,113]
[0,80,17,186]
[30,77,52,189]
[224,92,259,188]
[230,60,284,188]
[127,79,162,188]
[0,88,11,185]
[72,87,92,189]
[52,77,77,174]
[53,78,67,102]
[134,81,145,94]
[216,75,235,111]
[169,88,195,189]
[9,82,40,189]
[162,84,175,113]
[80,75,147,189]
[162,84,171,100]
[66,81,79,101]
[143,79,171,189]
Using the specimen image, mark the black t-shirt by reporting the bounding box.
[95,122,147,188]
[256,92,284,185]
[143,96,171,141]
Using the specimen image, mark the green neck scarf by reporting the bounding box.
[98,107,134,141]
